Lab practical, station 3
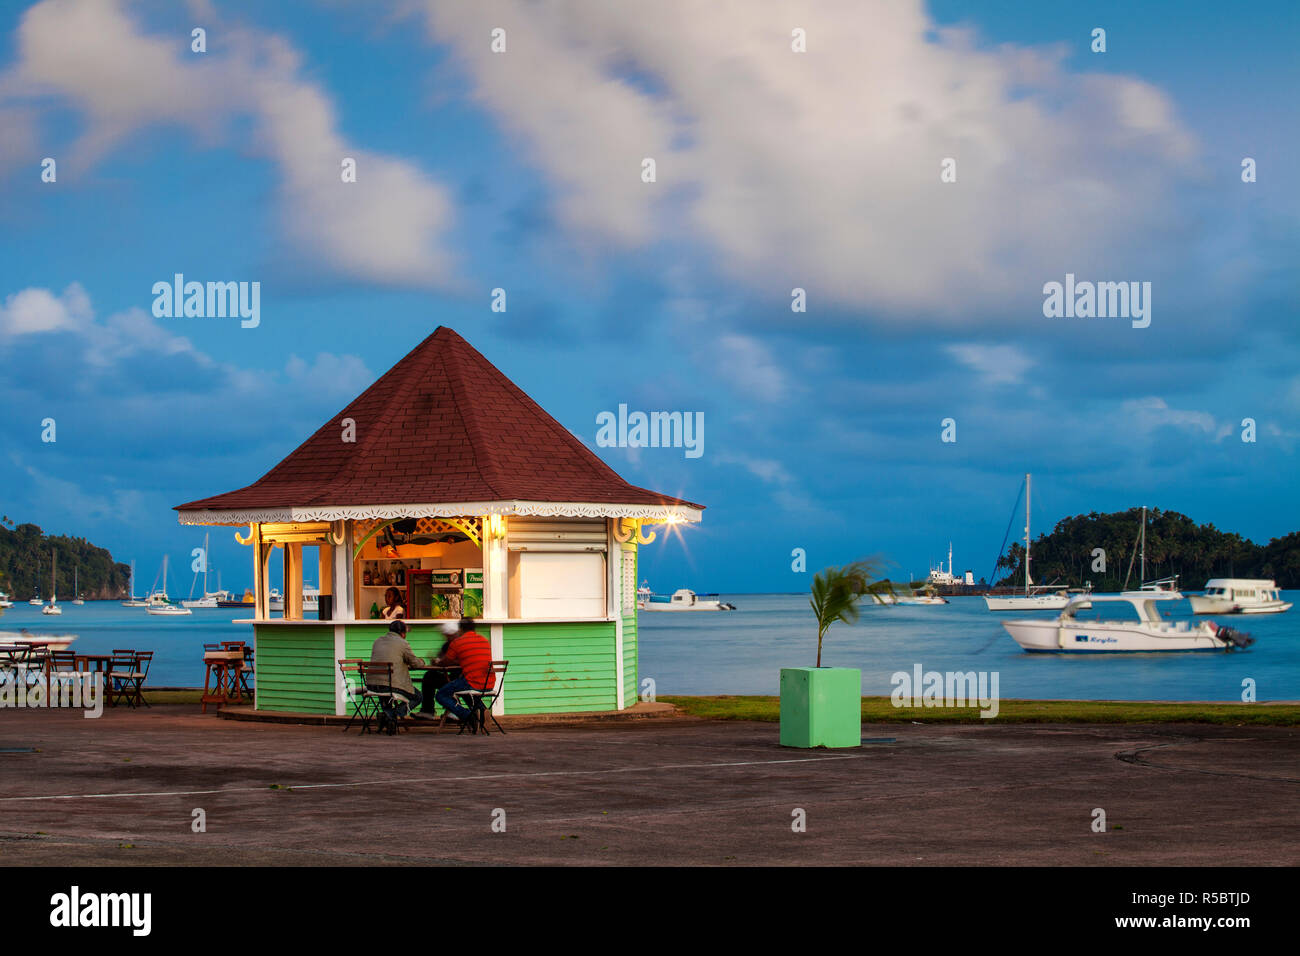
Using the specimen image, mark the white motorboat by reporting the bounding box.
[984,474,1078,611]
[1002,593,1253,653]
[0,591,12,609]
[1190,579,1291,615]
[0,630,77,652]
[896,585,948,606]
[269,586,315,613]
[640,588,736,611]
[897,595,948,606]
[28,596,43,606]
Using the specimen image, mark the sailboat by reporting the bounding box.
[983,474,1075,611]
[181,533,231,608]
[71,565,85,605]
[121,559,148,606]
[145,555,191,615]
[1121,506,1182,597]
[42,549,62,615]
[28,554,43,605]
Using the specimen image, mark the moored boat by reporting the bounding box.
[983,474,1079,611]
[1189,579,1291,615]
[639,587,736,611]
[1002,593,1253,653]
[42,549,62,614]
[0,630,77,652]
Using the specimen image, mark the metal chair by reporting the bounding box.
[231,646,255,701]
[125,651,153,708]
[46,649,79,698]
[454,661,509,735]
[358,661,404,736]
[339,659,376,733]
[106,652,139,708]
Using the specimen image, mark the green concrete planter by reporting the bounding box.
[779,667,861,748]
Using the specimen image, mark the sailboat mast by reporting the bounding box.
[1024,473,1032,596]
[1140,506,1146,583]
[203,532,210,595]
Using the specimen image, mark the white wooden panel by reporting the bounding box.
[519,552,606,618]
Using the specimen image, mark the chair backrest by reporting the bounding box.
[339,658,369,700]
[110,652,136,674]
[359,660,393,690]
[203,643,224,653]
[50,650,77,672]
[133,651,153,679]
[488,660,508,691]
[111,649,134,655]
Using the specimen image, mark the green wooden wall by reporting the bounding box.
[256,619,630,716]
[501,621,618,714]
[253,624,336,714]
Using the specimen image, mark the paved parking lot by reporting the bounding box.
[1,706,1295,865]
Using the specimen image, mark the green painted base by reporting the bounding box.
[779,667,862,748]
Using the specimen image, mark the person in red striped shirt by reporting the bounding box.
[433,618,494,724]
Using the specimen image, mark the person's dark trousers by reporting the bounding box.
[372,685,421,719]
[422,669,452,711]
[435,676,473,721]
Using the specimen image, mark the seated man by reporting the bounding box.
[433,618,494,725]
[368,620,423,721]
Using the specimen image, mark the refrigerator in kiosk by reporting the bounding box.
[462,569,484,618]
[407,569,463,619]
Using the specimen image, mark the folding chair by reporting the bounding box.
[126,651,153,708]
[46,649,79,698]
[232,646,255,701]
[358,661,403,736]
[0,644,36,690]
[107,652,139,708]
[339,659,377,733]
[454,661,509,736]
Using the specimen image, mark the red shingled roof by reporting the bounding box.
[175,327,702,514]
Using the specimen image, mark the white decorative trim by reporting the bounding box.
[179,500,703,526]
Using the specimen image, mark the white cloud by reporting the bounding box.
[0,282,91,337]
[2,0,458,286]
[422,0,1198,318]
[1121,397,1233,441]
[715,333,788,402]
[946,343,1034,386]
[286,351,374,397]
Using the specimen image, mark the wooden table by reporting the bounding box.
[74,654,114,673]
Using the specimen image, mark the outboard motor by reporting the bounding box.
[1216,625,1254,651]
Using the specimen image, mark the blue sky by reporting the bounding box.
[1,0,1296,595]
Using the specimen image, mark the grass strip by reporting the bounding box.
[661,695,1300,725]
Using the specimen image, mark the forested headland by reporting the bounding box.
[994,508,1300,590]
[0,519,130,600]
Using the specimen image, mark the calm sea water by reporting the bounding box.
[4,593,1297,701]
